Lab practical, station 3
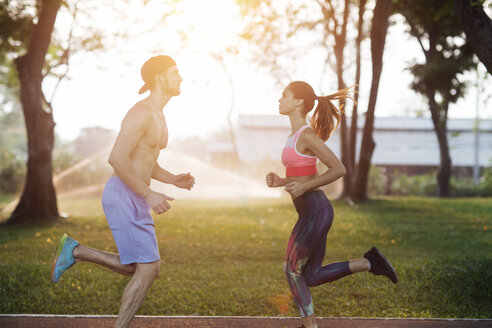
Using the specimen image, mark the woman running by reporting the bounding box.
[266,81,398,328]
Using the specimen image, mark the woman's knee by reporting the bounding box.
[304,273,317,286]
[283,261,301,279]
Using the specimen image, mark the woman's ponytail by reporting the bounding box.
[311,86,356,141]
[287,81,356,141]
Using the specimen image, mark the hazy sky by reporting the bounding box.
[47,0,492,142]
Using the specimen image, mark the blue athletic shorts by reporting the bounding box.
[101,177,160,265]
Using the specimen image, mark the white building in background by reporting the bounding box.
[232,115,492,173]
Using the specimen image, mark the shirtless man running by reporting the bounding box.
[50,55,195,328]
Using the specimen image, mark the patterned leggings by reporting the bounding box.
[284,190,352,317]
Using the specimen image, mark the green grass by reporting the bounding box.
[0,196,491,318]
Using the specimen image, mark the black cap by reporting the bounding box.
[138,55,177,94]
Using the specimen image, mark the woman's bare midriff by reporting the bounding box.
[286,174,320,198]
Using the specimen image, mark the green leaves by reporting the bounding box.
[395,0,476,114]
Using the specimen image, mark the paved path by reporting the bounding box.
[1,315,491,328]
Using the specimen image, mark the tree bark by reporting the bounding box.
[349,0,367,190]
[428,91,452,197]
[335,0,351,198]
[7,0,62,224]
[397,2,457,198]
[335,44,350,197]
[454,0,492,73]
[352,0,392,202]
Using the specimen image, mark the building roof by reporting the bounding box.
[238,115,492,131]
[234,115,492,167]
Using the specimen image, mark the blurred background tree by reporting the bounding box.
[0,0,489,223]
[454,0,492,73]
[394,0,477,197]
[0,0,104,224]
[238,0,487,200]
[352,0,392,201]
[238,0,359,197]
[237,0,395,201]
[0,0,180,224]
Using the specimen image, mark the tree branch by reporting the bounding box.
[401,12,429,61]
[454,0,492,73]
[315,0,337,34]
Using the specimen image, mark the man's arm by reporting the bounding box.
[151,164,177,185]
[152,164,195,190]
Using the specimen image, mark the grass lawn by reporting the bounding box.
[0,196,491,318]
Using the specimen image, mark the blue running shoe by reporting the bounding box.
[51,233,79,283]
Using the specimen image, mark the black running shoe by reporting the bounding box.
[364,247,398,284]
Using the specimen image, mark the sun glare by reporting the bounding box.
[168,0,242,52]
[177,0,239,31]
[86,0,241,54]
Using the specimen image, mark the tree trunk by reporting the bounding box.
[454,0,492,73]
[336,44,350,197]
[349,0,367,191]
[7,0,62,225]
[336,0,351,198]
[352,0,392,202]
[428,92,452,197]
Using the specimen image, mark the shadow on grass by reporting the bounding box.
[0,218,66,244]
[0,262,126,314]
[416,257,492,318]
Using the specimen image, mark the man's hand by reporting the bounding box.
[145,190,175,215]
[285,181,307,199]
[173,173,195,190]
[266,172,285,188]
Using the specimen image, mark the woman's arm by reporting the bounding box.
[266,172,287,187]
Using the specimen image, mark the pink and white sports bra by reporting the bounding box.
[281,124,318,177]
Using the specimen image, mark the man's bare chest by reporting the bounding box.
[145,114,168,150]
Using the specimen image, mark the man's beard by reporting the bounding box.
[162,83,180,96]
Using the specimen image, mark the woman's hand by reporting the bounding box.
[285,181,307,199]
[266,172,286,188]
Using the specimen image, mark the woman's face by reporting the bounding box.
[278,88,301,115]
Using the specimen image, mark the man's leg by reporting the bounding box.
[115,261,160,328]
[73,244,136,276]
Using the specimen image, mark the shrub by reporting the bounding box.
[479,167,492,196]
[451,177,480,197]
[53,149,79,175]
[0,149,25,193]
[391,171,437,196]
[367,165,387,196]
